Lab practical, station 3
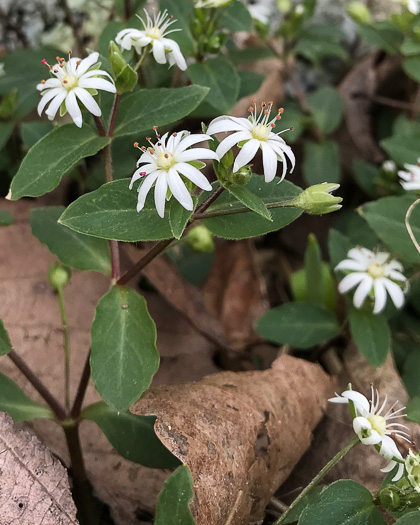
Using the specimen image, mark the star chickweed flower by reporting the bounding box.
[115,10,187,71]
[207,99,295,183]
[330,386,409,481]
[37,51,116,128]
[335,247,407,314]
[406,450,420,491]
[398,159,420,191]
[130,128,218,218]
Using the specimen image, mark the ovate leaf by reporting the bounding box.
[227,184,272,221]
[221,0,252,32]
[82,402,180,468]
[10,124,110,200]
[0,372,54,421]
[155,465,196,525]
[394,512,420,524]
[30,206,111,275]
[303,140,341,185]
[307,87,343,134]
[91,286,159,412]
[0,320,12,355]
[349,308,390,368]
[0,210,13,226]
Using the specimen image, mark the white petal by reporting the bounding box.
[260,142,278,182]
[335,259,366,272]
[373,279,387,314]
[78,77,116,93]
[65,90,82,128]
[37,78,61,91]
[136,171,160,212]
[342,391,370,416]
[338,272,366,294]
[387,270,406,282]
[152,39,167,64]
[37,87,64,116]
[233,138,260,171]
[392,462,405,482]
[347,248,371,266]
[177,148,218,162]
[401,181,420,191]
[380,435,402,460]
[45,90,68,120]
[373,252,390,265]
[162,38,187,70]
[382,278,405,309]
[74,87,101,116]
[154,172,168,218]
[215,131,251,160]
[76,51,99,77]
[174,133,212,154]
[380,460,396,473]
[353,275,373,308]
[353,415,372,434]
[207,116,251,135]
[129,165,155,189]
[167,168,193,211]
[176,162,211,190]
[268,140,296,174]
[398,170,413,182]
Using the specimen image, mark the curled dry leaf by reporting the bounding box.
[0,412,78,525]
[131,355,335,525]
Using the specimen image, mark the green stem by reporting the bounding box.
[194,198,297,220]
[134,47,151,72]
[273,436,360,524]
[57,288,71,411]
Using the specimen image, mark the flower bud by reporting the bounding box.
[292,183,343,215]
[108,41,137,95]
[186,225,215,253]
[406,450,420,493]
[48,263,71,291]
[347,2,371,24]
[232,165,252,186]
[379,486,401,511]
[382,160,396,174]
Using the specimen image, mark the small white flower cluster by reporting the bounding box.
[330,386,410,481]
[399,159,420,191]
[335,247,407,314]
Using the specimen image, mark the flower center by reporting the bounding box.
[62,73,78,90]
[367,414,387,436]
[156,152,175,170]
[252,123,271,141]
[146,26,163,39]
[367,263,384,279]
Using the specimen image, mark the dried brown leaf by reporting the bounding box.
[131,355,335,525]
[0,412,78,525]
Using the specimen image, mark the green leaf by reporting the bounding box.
[394,512,420,524]
[407,397,420,424]
[228,46,275,65]
[21,122,53,149]
[353,160,380,196]
[98,21,125,56]
[202,176,303,240]
[403,57,420,83]
[114,86,209,138]
[360,194,420,265]
[59,179,176,242]
[401,37,420,56]
[221,0,252,32]
[328,228,353,269]
[294,28,347,64]
[281,486,324,524]
[81,402,180,468]
[0,372,54,421]
[305,234,325,306]
[30,206,111,275]
[91,286,159,412]
[0,122,13,151]
[10,124,110,200]
[0,210,13,226]
[380,133,420,165]
[302,141,341,185]
[356,21,403,54]
[237,70,265,100]
[307,87,343,134]
[299,480,386,525]
[290,264,337,312]
[168,198,193,239]
[186,58,240,116]
[159,0,195,55]
[255,302,340,349]
[403,351,420,398]
[155,465,195,525]
[0,320,12,356]
[227,184,272,221]
[349,309,390,367]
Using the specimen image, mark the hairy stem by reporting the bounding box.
[117,185,226,286]
[7,350,67,420]
[57,288,71,411]
[405,198,420,256]
[194,197,297,220]
[273,436,360,524]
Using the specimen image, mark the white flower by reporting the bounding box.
[382,160,396,173]
[37,51,116,128]
[408,0,420,14]
[330,386,409,481]
[130,129,218,218]
[207,100,295,183]
[398,160,420,191]
[115,10,187,71]
[335,247,407,314]
[406,450,420,491]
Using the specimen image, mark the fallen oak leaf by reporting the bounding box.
[0,412,78,525]
[131,355,335,525]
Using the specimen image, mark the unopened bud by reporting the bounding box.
[292,183,343,215]
[347,2,371,24]
[108,41,137,94]
[379,487,401,511]
[406,450,420,493]
[232,164,252,186]
[186,225,215,253]
[48,263,71,291]
[382,160,396,174]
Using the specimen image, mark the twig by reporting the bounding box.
[7,349,67,420]
[57,288,71,411]
[124,0,133,20]
[71,350,91,418]
[405,198,420,255]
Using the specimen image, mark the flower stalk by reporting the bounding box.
[57,287,71,411]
